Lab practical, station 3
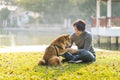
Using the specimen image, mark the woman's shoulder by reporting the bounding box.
[84,31,92,37]
[84,31,92,35]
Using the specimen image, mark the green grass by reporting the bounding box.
[0,51,120,80]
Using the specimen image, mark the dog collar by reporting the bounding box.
[51,44,63,56]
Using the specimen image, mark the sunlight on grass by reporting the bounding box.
[0,51,120,80]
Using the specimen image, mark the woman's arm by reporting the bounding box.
[67,48,77,54]
[84,35,92,50]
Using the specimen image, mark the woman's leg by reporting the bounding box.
[62,50,96,63]
[74,50,96,62]
[62,52,74,62]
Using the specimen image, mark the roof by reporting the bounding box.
[102,0,120,2]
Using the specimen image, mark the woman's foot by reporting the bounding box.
[68,60,82,64]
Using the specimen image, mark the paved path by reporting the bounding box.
[0,45,48,53]
[0,45,111,53]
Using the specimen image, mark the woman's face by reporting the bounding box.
[73,26,82,36]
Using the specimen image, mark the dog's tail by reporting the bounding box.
[38,59,46,66]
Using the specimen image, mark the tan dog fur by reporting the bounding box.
[38,34,71,66]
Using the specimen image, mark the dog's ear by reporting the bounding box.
[57,34,70,42]
[64,34,70,40]
[64,34,70,37]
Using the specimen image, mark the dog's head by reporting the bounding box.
[63,34,71,47]
[56,34,71,47]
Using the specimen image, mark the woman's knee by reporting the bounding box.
[78,50,96,62]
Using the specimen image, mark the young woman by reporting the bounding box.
[62,19,96,63]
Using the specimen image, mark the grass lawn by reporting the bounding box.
[0,51,120,80]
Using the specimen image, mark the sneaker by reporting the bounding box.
[68,60,82,64]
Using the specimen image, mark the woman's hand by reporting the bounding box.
[67,48,77,54]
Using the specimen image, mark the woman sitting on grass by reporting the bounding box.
[62,19,96,63]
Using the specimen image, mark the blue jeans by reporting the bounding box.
[62,50,96,63]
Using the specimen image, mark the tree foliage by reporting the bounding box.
[14,0,90,23]
[0,8,10,20]
[13,0,120,23]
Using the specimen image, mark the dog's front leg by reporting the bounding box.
[66,48,77,54]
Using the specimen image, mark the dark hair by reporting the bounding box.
[73,19,86,31]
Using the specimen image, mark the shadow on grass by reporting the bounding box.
[33,62,93,79]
